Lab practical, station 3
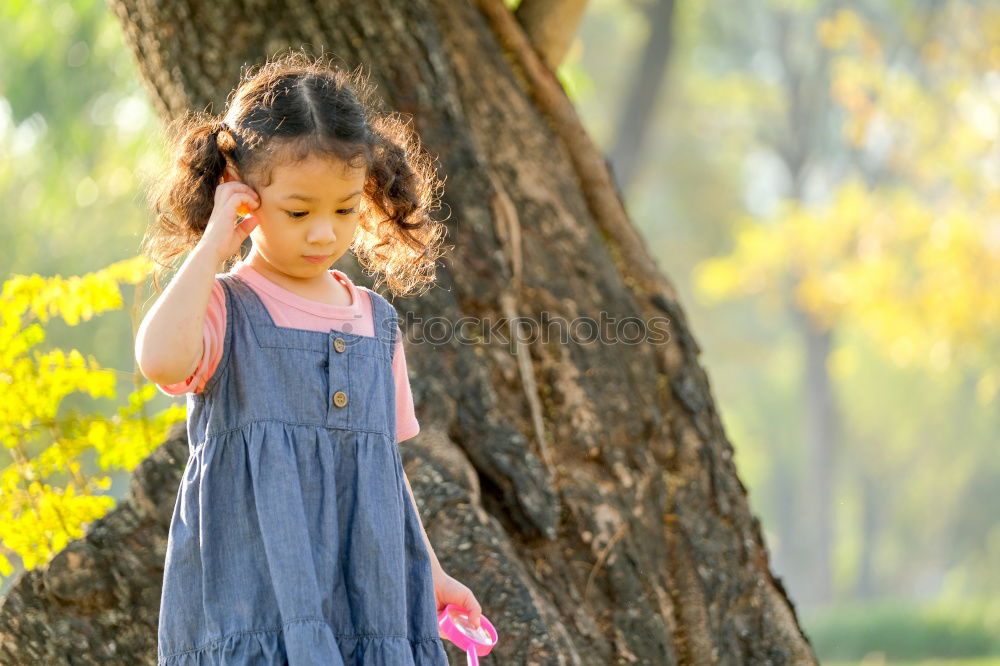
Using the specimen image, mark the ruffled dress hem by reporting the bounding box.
[157,617,449,666]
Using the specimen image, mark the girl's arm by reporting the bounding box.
[408,466,485,629]
[135,246,224,385]
[135,180,259,386]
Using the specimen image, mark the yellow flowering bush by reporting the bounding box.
[0,257,185,578]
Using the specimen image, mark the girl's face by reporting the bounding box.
[227,153,366,281]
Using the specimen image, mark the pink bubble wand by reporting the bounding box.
[437,604,499,666]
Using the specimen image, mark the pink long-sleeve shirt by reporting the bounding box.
[159,262,420,443]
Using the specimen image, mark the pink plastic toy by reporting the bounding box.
[437,603,498,665]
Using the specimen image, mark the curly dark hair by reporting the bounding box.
[142,48,450,297]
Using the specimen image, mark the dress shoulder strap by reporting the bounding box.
[215,272,273,323]
[358,285,398,363]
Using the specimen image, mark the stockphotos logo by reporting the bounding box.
[337,311,672,352]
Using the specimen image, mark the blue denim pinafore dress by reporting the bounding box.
[157,273,449,666]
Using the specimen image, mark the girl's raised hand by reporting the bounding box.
[197,180,261,263]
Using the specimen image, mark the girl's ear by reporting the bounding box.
[221,164,240,184]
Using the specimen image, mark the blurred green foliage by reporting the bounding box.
[806,598,1000,661]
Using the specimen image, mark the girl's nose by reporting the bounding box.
[306,220,336,244]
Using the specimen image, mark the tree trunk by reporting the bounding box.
[793,305,837,607]
[0,1,819,663]
[856,470,880,600]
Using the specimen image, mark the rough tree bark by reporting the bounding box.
[0,0,819,664]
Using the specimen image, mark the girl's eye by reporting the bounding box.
[283,209,356,218]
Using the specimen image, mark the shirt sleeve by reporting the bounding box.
[393,326,420,442]
[158,279,227,395]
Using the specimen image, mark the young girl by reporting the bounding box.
[136,50,482,665]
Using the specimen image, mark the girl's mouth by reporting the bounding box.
[302,254,333,264]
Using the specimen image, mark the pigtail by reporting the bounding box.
[142,112,232,286]
[353,111,450,298]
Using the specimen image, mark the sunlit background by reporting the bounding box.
[2,0,998,663]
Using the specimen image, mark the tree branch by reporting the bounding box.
[514,0,589,70]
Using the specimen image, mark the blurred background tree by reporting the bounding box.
[571,0,1000,659]
[1,0,997,661]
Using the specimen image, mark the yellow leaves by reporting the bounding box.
[1,322,44,366]
[911,212,1000,357]
[822,4,1000,196]
[0,552,12,576]
[693,256,743,303]
[0,255,152,327]
[697,179,865,314]
[0,348,116,449]
[36,348,116,400]
[102,255,155,284]
[818,8,883,60]
[0,476,116,570]
[829,55,881,146]
[91,387,185,470]
[3,273,118,326]
[693,211,793,305]
[694,175,1000,374]
[817,9,864,51]
[86,419,110,449]
[0,257,184,582]
[741,218,789,271]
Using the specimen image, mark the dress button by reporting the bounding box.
[333,391,348,408]
[333,337,346,353]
